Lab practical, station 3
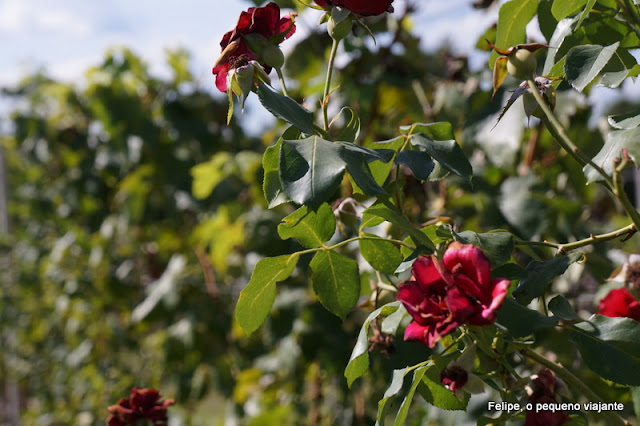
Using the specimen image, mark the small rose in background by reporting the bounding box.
[597,287,640,321]
[397,242,510,348]
[107,387,175,426]
[440,344,484,397]
[314,0,394,16]
[525,369,570,426]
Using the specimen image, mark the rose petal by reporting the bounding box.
[412,256,448,291]
[443,242,491,287]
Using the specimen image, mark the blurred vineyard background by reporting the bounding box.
[1,0,640,424]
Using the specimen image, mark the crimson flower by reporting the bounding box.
[397,242,510,348]
[597,287,640,321]
[107,387,175,426]
[314,0,394,16]
[525,369,570,426]
[440,365,468,392]
[212,2,296,92]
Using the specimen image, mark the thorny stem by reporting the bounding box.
[515,223,637,255]
[275,67,289,97]
[323,38,339,131]
[526,79,613,189]
[522,349,631,426]
[612,154,640,235]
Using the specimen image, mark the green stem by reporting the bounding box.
[522,349,630,426]
[323,38,339,131]
[526,79,613,189]
[293,235,415,258]
[275,67,289,97]
[515,223,637,255]
[612,157,640,235]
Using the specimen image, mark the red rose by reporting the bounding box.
[440,365,469,392]
[314,0,394,16]
[597,287,640,320]
[525,369,571,426]
[212,2,296,92]
[397,242,510,348]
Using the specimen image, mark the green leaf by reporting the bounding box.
[489,0,538,68]
[551,0,587,21]
[335,107,361,143]
[400,122,455,139]
[499,175,547,239]
[564,43,620,92]
[376,367,411,425]
[453,230,514,267]
[263,139,290,208]
[410,134,473,184]
[543,16,579,75]
[513,253,583,304]
[417,363,470,411]
[235,255,299,334]
[491,262,528,280]
[570,315,640,385]
[363,199,435,250]
[345,301,403,387]
[584,127,640,183]
[496,297,559,337]
[367,137,404,187]
[608,107,640,130]
[341,148,388,196]
[576,0,597,29]
[279,136,345,208]
[310,250,360,319]
[394,367,428,425]
[381,304,407,334]
[256,81,314,134]
[395,150,435,181]
[359,233,403,274]
[278,203,336,248]
[548,295,581,320]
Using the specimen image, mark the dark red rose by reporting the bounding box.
[597,287,640,320]
[442,242,510,325]
[440,365,469,392]
[397,242,509,348]
[107,388,175,425]
[314,0,394,16]
[525,369,571,426]
[212,2,296,92]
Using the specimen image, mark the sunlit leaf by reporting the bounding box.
[310,250,360,318]
[235,255,299,335]
[278,203,336,248]
[564,42,620,92]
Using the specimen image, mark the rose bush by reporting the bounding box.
[397,242,510,347]
[314,0,394,16]
[597,287,640,321]
[212,2,296,92]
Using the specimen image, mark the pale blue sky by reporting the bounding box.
[0,0,496,89]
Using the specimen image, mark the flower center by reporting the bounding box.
[228,54,252,69]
